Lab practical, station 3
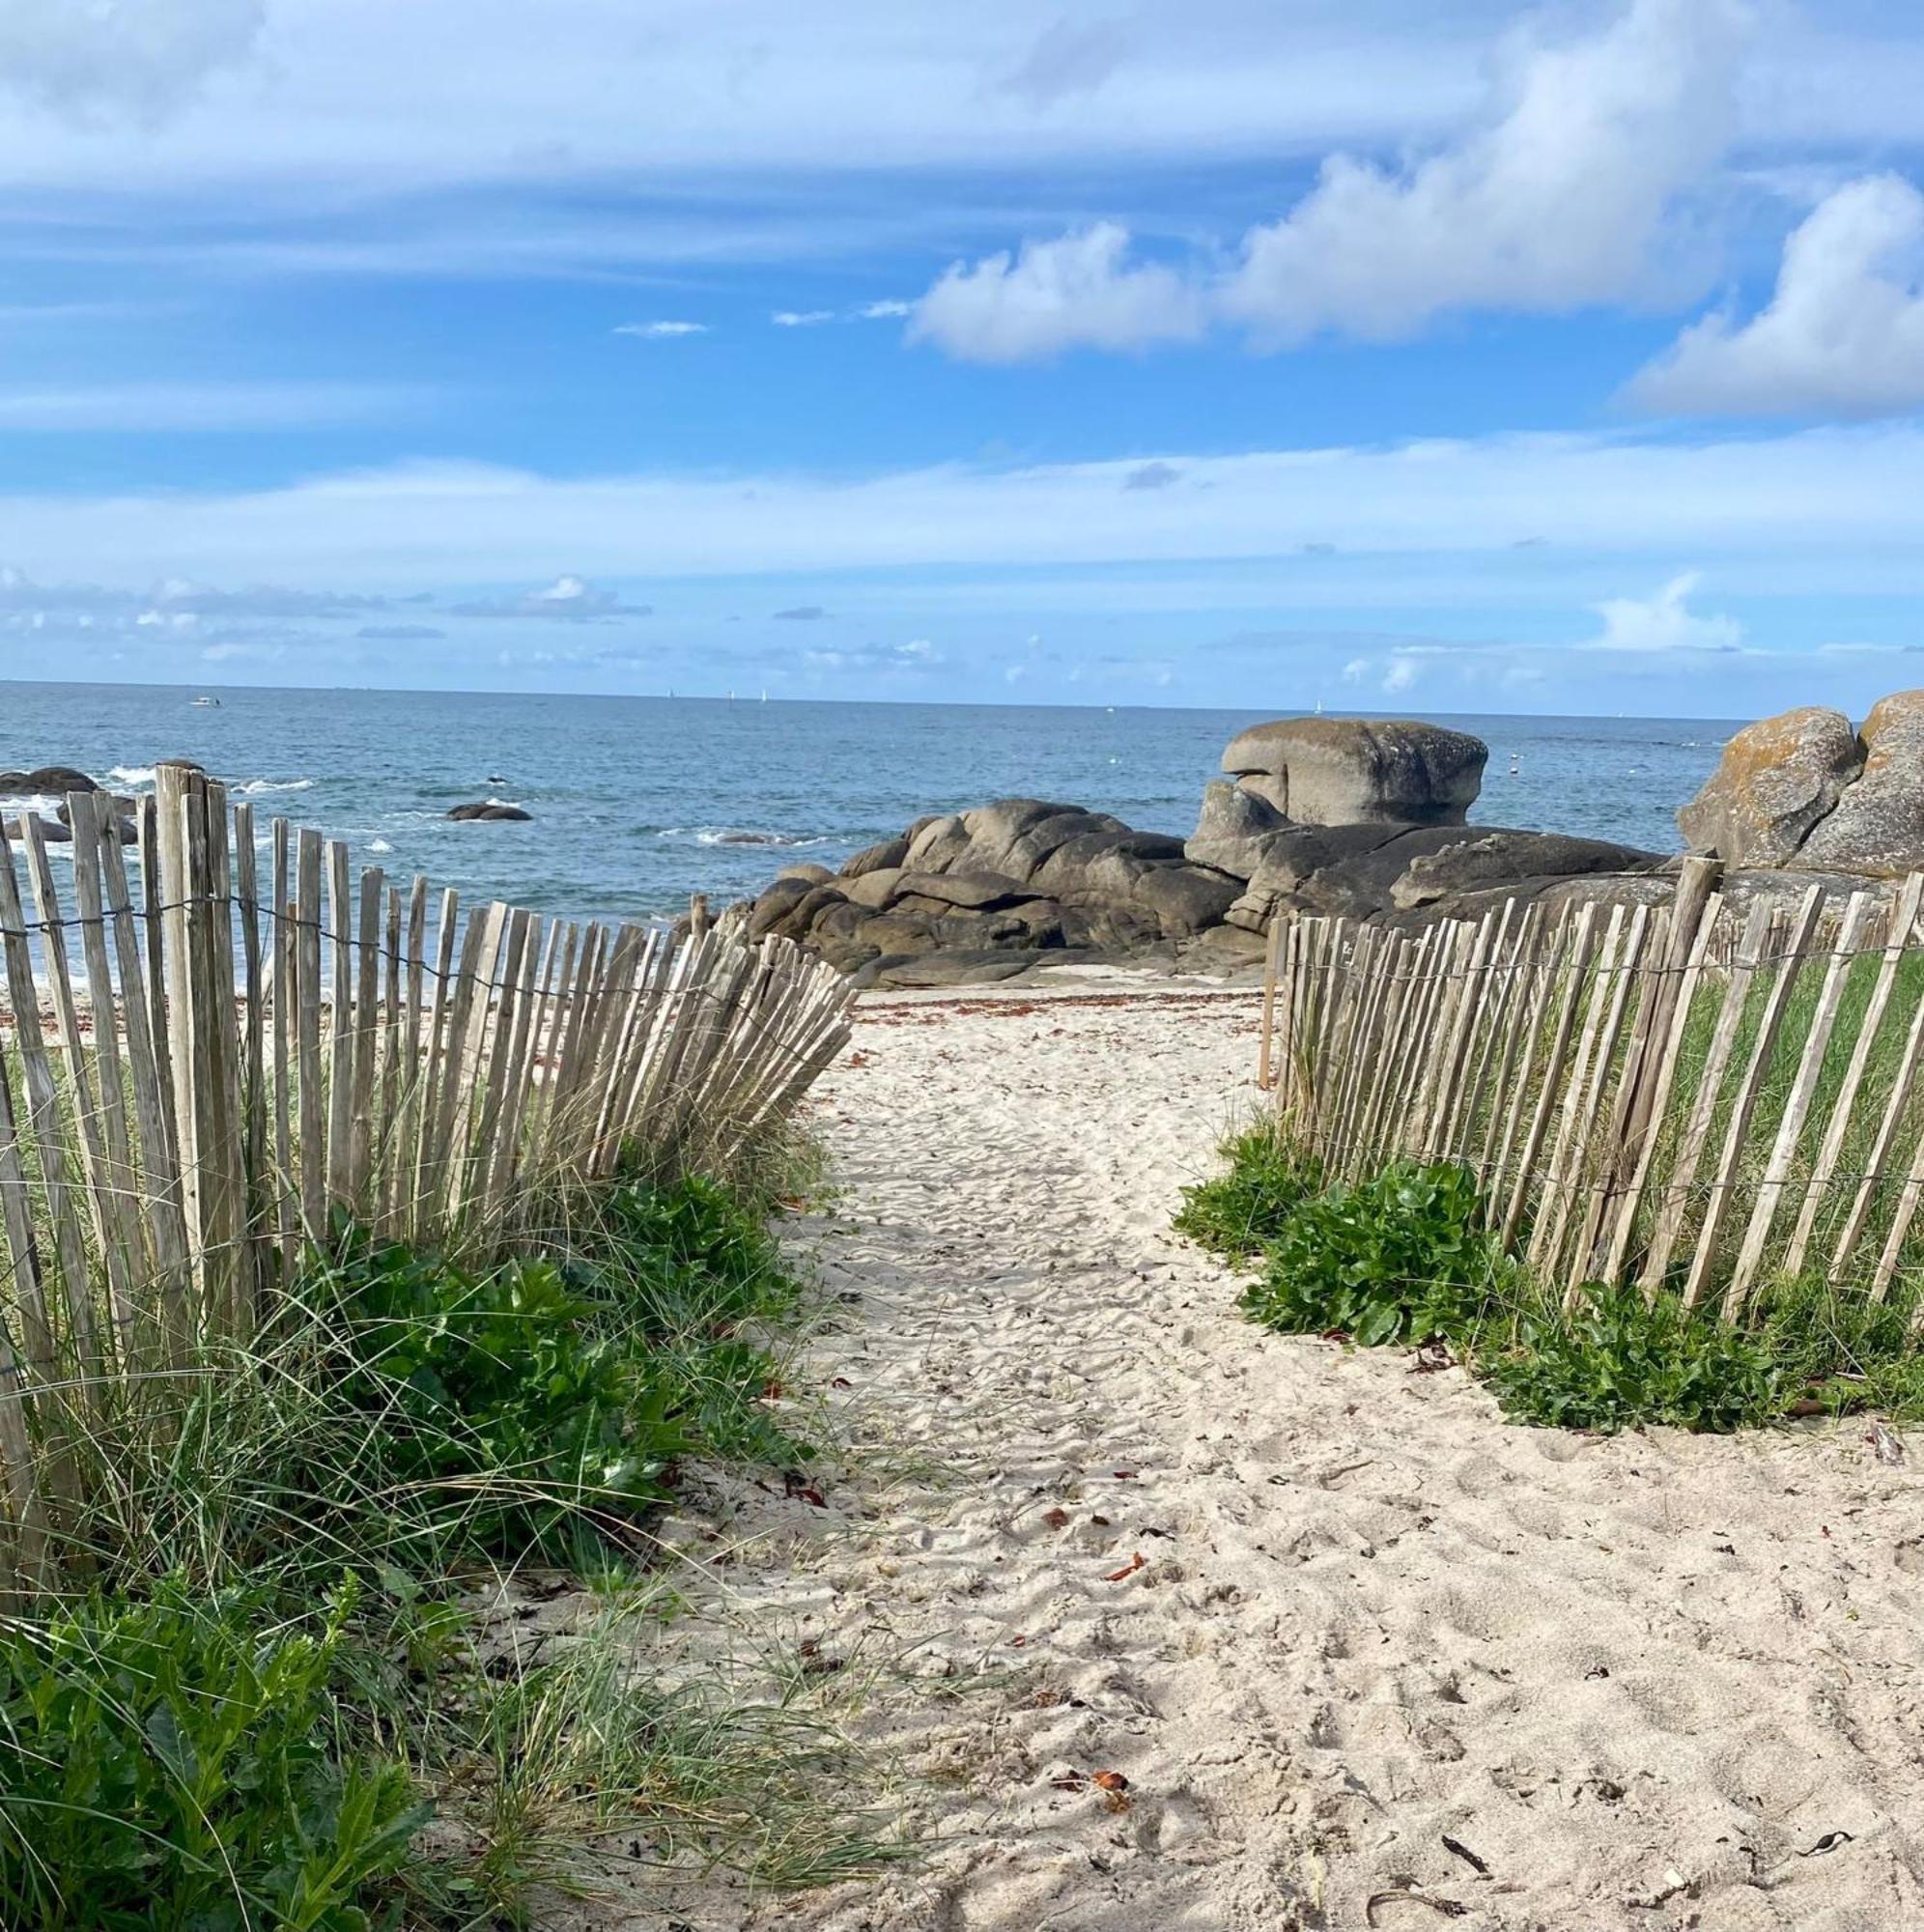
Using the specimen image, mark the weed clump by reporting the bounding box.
[1174,1123,1324,1261]
[1178,1122,1924,1436]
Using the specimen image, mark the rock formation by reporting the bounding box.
[739,718,1676,985]
[1680,693,1924,877]
[1222,717,1485,826]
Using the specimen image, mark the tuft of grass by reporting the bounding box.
[5,1158,892,1929]
[0,1577,425,1932]
[1174,1122,1324,1261]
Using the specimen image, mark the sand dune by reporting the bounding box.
[659,983,1924,1932]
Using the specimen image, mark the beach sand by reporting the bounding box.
[649,981,1924,1932]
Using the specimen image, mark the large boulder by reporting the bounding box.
[1185,780,1289,878]
[1797,692,1924,877]
[840,833,912,878]
[1391,830,1664,911]
[890,868,1034,910]
[1222,718,1486,827]
[1677,707,1861,867]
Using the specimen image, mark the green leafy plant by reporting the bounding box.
[1239,1161,1501,1347]
[1174,1123,1325,1261]
[0,1579,425,1932]
[1482,1282,1788,1434]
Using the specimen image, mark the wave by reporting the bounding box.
[109,765,156,786]
[0,793,62,817]
[658,825,834,849]
[235,778,315,795]
[368,837,393,854]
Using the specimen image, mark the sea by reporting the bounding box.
[1,683,1736,928]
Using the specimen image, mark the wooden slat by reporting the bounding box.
[1725,891,1878,1313]
[1783,874,1924,1278]
[1681,888,1826,1311]
[1637,898,1773,1294]
[1499,902,1600,1248]
[295,829,327,1244]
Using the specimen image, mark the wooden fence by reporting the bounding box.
[1257,857,1924,1323]
[0,764,856,1594]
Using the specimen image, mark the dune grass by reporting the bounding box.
[0,1149,898,1930]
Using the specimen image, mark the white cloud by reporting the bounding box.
[912,0,1751,360]
[771,309,835,327]
[909,222,1205,363]
[1590,571,1742,651]
[450,575,652,621]
[5,429,1924,590]
[0,0,262,126]
[1224,0,1751,343]
[1627,173,1924,417]
[1382,653,1421,694]
[613,320,707,339]
[804,638,945,672]
[858,299,912,320]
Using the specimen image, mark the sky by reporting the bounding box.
[2,0,1924,716]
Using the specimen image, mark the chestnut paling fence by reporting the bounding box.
[1257,856,1924,1321]
[0,765,856,1597]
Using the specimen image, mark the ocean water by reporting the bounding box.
[1,683,1735,927]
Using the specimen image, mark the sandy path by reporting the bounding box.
[664,985,1924,1932]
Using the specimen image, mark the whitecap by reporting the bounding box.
[235,778,314,795]
[661,825,828,849]
[109,765,156,786]
[369,838,393,854]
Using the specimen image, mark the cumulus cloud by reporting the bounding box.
[1590,572,1742,651]
[909,222,1205,363]
[1627,173,1924,417]
[450,575,652,621]
[0,0,263,126]
[1225,0,1750,343]
[613,320,707,339]
[912,0,1751,360]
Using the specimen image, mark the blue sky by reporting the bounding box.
[3,0,1924,716]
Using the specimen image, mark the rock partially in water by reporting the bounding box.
[0,765,100,796]
[447,802,532,822]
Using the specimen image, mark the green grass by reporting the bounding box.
[1177,1126,1924,1436]
[2,1159,897,1930]
[1174,1122,1324,1261]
